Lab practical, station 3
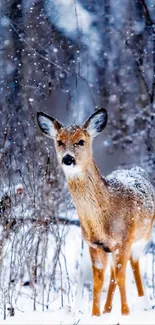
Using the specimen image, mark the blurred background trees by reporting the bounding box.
[0,0,154,318]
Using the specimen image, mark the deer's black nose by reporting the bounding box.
[62,154,75,166]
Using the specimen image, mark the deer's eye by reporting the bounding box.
[57,140,64,147]
[77,139,85,146]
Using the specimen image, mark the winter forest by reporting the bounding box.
[0,0,155,323]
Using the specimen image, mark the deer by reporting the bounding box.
[37,108,155,317]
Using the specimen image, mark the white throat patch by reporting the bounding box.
[62,164,82,178]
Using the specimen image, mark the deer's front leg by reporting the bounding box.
[114,245,132,315]
[103,267,117,313]
[89,246,107,316]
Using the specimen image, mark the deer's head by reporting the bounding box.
[37,108,108,178]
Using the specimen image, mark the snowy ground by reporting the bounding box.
[0,300,155,324]
[1,261,155,325]
[0,225,155,324]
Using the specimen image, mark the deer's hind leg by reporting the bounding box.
[130,219,154,299]
[130,257,144,297]
[89,246,108,316]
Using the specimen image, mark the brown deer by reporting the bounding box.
[37,108,155,316]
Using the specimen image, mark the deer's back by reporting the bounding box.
[106,166,155,242]
[106,166,155,216]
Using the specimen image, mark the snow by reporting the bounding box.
[107,166,155,214]
[0,227,155,324]
[94,261,104,270]
[0,299,155,324]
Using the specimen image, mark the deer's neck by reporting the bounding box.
[67,160,109,220]
[66,161,115,248]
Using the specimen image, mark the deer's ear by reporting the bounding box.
[37,112,62,138]
[83,108,108,138]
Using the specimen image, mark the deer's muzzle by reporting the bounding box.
[62,154,75,166]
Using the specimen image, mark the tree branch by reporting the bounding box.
[4,216,80,231]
